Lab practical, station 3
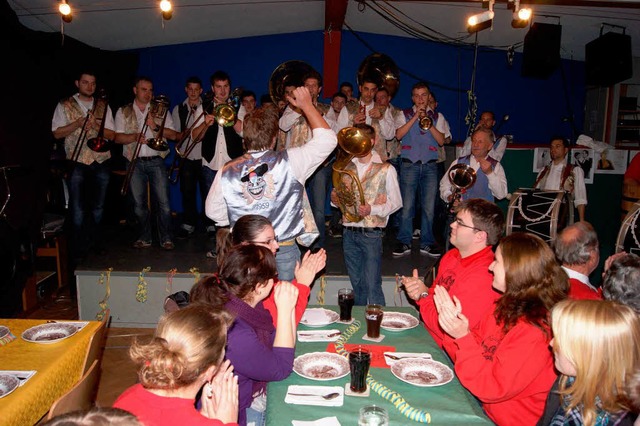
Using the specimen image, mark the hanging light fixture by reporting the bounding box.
[467,0,494,33]
[160,0,173,20]
[59,0,72,23]
[511,0,532,28]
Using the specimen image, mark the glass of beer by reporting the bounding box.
[349,347,371,393]
[338,288,355,321]
[365,304,384,338]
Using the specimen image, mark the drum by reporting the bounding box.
[506,188,574,243]
[621,181,640,221]
[615,200,640,255]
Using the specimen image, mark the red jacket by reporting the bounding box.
[450,315,557,426]
[568,277,602,301]
[418,246,499,348]
[263,279,311,326]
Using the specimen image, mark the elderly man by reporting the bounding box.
[440,127,508,205]
[554,221,602,300]
[602,252,640,313]
[205,87,336,280]
[402,198,505,348]
[459,111,507,161]
[534,137,587,222]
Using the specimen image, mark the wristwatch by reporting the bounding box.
[419,291,429,300]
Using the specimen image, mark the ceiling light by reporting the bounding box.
[511,0,532,28]
[59,0,72,23]
[160,0,172,20]
[467,0,494,33]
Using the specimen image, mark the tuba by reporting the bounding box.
[269,60,316,109]
[447,163,477,210]
[357,53,400,99]
[332,127,374,223]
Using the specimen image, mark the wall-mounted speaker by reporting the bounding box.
[585,32,633,87]
[521,23,562,79]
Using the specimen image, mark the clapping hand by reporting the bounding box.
[401,269,428,301]
[274,280,299,313]
[295,249,327,286]
[433,285,469,339]
[201,360,239,424]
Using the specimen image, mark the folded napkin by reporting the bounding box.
[383,352,432,366]
[0,370,37,386]
[301,309,330,325]
[297,329,341,342]
[285,385,344,407]
[292,416,341,426]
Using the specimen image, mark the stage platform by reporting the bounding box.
[74,222,438,327]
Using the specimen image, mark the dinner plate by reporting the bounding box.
[0,374,19,398]
[300,308,340,327]
[0,326,9,340]
[22,323,78,344]
[390,358,454,387]
[380,312,420,331]
[293,352,349,381]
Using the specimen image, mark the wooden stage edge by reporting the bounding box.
[75,270,415,328]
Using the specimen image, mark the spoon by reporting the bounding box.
[385,354,431,361]
[288,392,341,400]
[298,331,341,337]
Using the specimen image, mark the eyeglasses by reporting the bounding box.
[455,218,482,232]
[251,236,279,246]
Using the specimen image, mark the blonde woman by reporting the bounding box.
[538,299,640,426]
[114,305,238,426]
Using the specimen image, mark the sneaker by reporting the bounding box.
[206,249,217,259]
[133,240,152,249]
[161,241,175,251]
[392,242,411,256]
[176,228,193,240]
[420,244,442,257]
[412,229,421,239]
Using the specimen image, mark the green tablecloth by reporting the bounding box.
[266,305,493,425]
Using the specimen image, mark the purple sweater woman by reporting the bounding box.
[191,245,298,426]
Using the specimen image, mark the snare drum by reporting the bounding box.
[616,200,640,255]
[506,188,574,243]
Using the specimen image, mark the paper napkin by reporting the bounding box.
[285,385,344,407]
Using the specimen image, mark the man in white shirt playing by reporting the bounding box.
[534,137,587,221]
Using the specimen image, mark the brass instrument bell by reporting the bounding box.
[269,60,316,106]
[357,53,400,99]
[146,95,171,151]
[447,163,477,210]
[87,89,114,153]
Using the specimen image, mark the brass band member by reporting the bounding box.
[51,70,116,260]
[115,76,178,250]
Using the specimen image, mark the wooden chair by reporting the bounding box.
[46,360,100,420]
[82,309,110,374]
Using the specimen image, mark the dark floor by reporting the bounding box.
[75,220,440,279]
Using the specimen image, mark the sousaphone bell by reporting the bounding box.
[357,53,400,99]
[269,60,317,106]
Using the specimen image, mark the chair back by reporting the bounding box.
[82,309,110,374]
[46,360,100,420]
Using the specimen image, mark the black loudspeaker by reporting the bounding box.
[585,32,633,87]
[521,23,562,79]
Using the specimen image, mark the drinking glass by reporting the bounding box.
[338,288,355,321]
[358,405,389,426]
[349,347,371,393]
[365,304,384,338]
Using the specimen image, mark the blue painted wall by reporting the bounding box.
[133,30,586,212]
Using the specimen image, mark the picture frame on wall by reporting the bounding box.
[570,148,595,184]
[594,149,627,175]
[533,148,550,173]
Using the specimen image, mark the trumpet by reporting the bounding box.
[419,109,437,131]
[121,95,171,196]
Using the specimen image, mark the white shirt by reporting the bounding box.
[52,93,115,132]
[561,266,596,290]
[190,102,236,171]
[335,151,402,227]
[536,157,587,207]
[114,102,176,158]
[358,100,395,141]
[460,134,507,161]
[324,107,349,133]
[439,155,508,202]
[205,127,338,226]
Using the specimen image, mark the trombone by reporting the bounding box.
[87,90,114,153]
[69,89,109,163]
[121,95,171,196]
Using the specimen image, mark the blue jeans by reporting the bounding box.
[202,166,217,231]
[245,407,265,426]
[128,156,172,244]
[275,242,300,282]
[398,161,437,247]
[307,162,333,248]
[343,227,385,306]
[68,161,110,255]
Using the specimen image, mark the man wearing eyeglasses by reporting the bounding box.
[402,198,504,348]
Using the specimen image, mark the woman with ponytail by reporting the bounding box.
[113,304,239,426]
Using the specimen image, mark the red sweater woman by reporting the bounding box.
[435,233,569,426]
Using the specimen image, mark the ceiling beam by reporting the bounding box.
[324,0,349,98]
